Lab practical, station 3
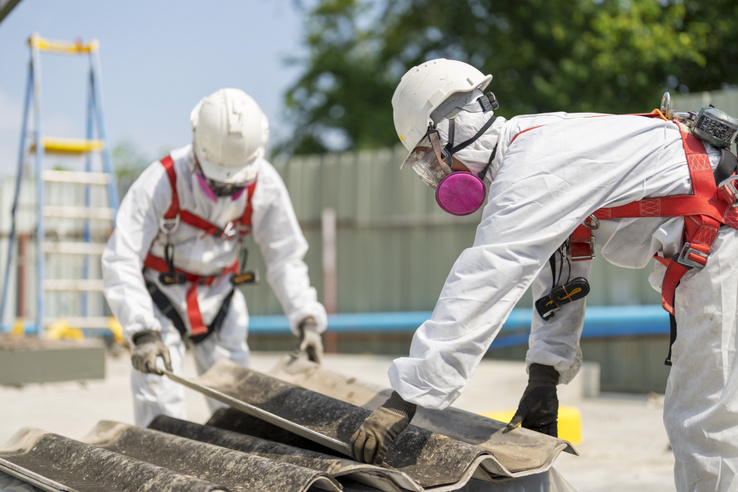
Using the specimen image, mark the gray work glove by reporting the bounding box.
[350,391,417,464]
[507,363,559,437]
[297,317,324,364]
[131,330,172,376]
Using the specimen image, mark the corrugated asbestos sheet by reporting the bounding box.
[0,356,576,491]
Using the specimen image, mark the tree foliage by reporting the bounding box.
[112,140,150,178]
[279,0,738,156]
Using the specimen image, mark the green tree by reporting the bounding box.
[280,0,738,156]
[112,140,149,179]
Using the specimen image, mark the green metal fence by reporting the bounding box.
[241,144,663,317]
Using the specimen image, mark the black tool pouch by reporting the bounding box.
[535,277,590,321]
[230,247,259,286]
[230,271,258,285]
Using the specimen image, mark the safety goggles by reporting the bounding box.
[195,164,253,198]
[203,174,251,197]
[400,129,453,189]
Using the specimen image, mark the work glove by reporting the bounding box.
[350,391,417,465]
[297,317,324,364]
[507,363,559,437]
[131,330,172,376]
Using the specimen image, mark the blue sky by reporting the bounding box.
[0,0,307,175]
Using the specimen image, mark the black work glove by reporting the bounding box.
[350,391,417,465]
[131,330,172,376]
[507,363,559,437]
[296,317,324,364]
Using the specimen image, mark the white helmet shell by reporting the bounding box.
[392,58,493,151]
[191,88,269,184]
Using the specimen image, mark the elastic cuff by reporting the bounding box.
[384,391,418,420]
[132,329,162,346]
[529,363,560,385]
[299,318,318,333]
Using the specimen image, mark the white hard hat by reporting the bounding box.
[392,58,493,151]
[191,88,269,184]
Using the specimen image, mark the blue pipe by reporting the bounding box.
[2,305,670,347]
[247,305,670,342]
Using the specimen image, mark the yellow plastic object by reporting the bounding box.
[28,33,98,55]
[482,405,582,444]
[11,319,25,336]
[108,317,126,345]
[45,319,84,341]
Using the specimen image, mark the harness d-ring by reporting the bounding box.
[584,214,600,230]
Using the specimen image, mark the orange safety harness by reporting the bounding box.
[143,156,257,340]
[525,111,738,364]
[567,111,738,315]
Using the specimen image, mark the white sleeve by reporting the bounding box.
[389,114,689,410]
[102,163,171,344]
[251,164,327,335]
[527,253,593,384]
[388,206,578,410]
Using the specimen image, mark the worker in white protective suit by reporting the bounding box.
[350,59,738,492]
[102,88,327,427]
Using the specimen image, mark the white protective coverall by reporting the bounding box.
[103,144,327,426]
[388,111,738,491]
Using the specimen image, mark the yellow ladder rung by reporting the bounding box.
[29,33,98,55]
[30,137,104,155]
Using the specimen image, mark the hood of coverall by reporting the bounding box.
[435,109,507,181]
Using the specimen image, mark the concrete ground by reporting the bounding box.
[0,349,675,492]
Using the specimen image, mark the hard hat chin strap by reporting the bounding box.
[442,113,499,181]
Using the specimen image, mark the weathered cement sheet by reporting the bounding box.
[183,359,569,491]
[83,421,341,492]
[150,415,414,492]
[269,354,577,475]
[0,427,227,492]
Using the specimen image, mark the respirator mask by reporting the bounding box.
[195,164,252,202]
[401,108,499,216]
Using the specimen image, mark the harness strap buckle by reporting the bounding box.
[569,235,596,261]
[160,215,180,235]
[676,242,709,269]
[220,221,237,239]
[718,175,738,207]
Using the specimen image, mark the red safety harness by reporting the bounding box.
[565,112,738,315]
[143,155,257,337]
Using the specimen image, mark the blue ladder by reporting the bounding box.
[0,33,119,338]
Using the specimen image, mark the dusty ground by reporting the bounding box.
[0,349,675,492]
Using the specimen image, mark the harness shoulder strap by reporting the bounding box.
[160,156,180,220]
[157,157,257,238]
[238,181,257,231]
[570,124,725,314]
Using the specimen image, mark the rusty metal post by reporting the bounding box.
[321,207,338,353]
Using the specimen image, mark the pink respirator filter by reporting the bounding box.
[196,172,218,202]
[196,172,248,202]
[435,172,486,216]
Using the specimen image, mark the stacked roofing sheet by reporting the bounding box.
[0,356,577,491]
